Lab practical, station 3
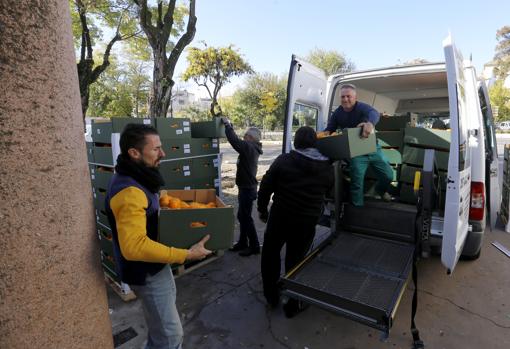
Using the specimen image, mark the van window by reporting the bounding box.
[292,103,318,131]
[456,83,471,171]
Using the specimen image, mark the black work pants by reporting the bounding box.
[261,205,318,304]
[237,187,260,249]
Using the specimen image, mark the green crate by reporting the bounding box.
[161,139,193,160]
[377,130,403,148]
[403,127,451,150]
[190,138,220,156]
[93,187,107,212]
[158,189,234,251]
[96,208,110,227]
[155,117,191,139]
[381,148,402,165]
[92,144,114,166]
[192,155,219,177]
[98,225,114,256]
[399,164,448,184]
[317,128,377,160]
[161,179,193,191]
[86,142,94,162]
[92,118,153,143]
[101,250,119,281]
[402,146,449,171]
[160,159,193,183]
[189,175,220,190]
[190,117,226,138]
[375,115,410,131]
[399,183,418,204]
[89,165,114,190]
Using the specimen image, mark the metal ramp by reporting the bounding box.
[281,233,415,333]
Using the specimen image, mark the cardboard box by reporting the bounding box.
[89,165,114,190]
[155,117,191,139]
[190,117,226,138]
[317,128,377,160]
[158,189,234,251]
[403,127,451,150]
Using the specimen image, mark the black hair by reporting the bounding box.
[293,126,317,149]
[119,123,159,155]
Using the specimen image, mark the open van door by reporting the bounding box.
[478,82,500,230]
[283,55,328,153]
[442,35,472,273]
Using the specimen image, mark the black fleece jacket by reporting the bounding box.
[257,150,334,218]
[224,123,263,189]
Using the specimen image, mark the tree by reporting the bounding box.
[133,0,197,118]
[489,80,510,122]
[494,26,510,79]
[305,48,355,76]
[182,44,253,117]
[71,0,138,119]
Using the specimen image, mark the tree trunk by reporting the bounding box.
[0,1,113,348]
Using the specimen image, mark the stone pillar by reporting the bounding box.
[0,2,113,348]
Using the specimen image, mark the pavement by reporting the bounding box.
[108,138,510,349]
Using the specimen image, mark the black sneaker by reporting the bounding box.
[238,247,260,257]
[229,242,248,252]
[283,299,309,318]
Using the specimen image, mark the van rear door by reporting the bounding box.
[283,55,328,153]
[442,36,472,273]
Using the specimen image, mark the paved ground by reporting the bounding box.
[108,139,510,349]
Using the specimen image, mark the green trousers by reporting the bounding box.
[350,146,393,206]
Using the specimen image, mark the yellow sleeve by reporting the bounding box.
[110,186,188,264]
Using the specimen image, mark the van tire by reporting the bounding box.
[460,248,481,261]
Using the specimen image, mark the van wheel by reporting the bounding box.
[460,248,481,261]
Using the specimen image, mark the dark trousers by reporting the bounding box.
[261,206,318,304]
[237,187,259,249]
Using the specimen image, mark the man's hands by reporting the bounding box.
[356,122,374,138]
[220,117,231,126]
[186,235,212,261]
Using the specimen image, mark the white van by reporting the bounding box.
[279,36,500,342]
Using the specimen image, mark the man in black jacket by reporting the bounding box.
[258,126,334,317]
[221,117,263,257]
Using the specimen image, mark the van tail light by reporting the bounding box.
[469,182,485,221]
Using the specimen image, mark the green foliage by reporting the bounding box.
[489,80,510,121]
[174,105,210,121]
[305,48,355,75]
[222,72,287,130]
[182,44,253,116]
[494,26,510,79]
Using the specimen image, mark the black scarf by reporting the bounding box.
[115,154,165,194]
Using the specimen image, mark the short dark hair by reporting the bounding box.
[119,123,159,155]
[294,126,317,149]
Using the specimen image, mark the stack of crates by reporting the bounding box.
[500,145,510,229]
[399,127,450,209]
[85,116,225,286]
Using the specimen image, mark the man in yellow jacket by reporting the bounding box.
[106,123,211,349]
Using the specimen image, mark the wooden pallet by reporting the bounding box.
[104,272,137,302]
[172,250,224,279]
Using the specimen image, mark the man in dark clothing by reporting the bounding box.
[221,118,263,257]
[105,124,211,349]
[257,126,334,317]
[324,83,393,206]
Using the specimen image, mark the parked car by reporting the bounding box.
[497,121,510,130]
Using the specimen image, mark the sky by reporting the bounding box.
[172,0,510,96]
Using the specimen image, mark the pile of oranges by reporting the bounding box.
[160,193,217,209]
[316,131,339,139]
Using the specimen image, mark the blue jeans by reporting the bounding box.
[237,187,260,249]
[350,146,393,206]
[131,265,183,349]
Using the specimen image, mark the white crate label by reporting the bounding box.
[212,143,218,148]
[93,192,97,198]
[143,119,151,124]
[91,174,95,180]
[213,158,219,167]
[184,186,191,190]
[184,127,190,132]
[90,168,95,174]
[213,139,218,144]
[184,171,191,176]
[184,148,191,154]
[176,129,183,135]
[184,144,190,149]
[183,165,190,171]
[97,129,101,134]
[214,178,220,186]
[183,121,190,126]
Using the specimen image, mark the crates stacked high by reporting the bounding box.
[399,127,450,208]
[500,145,510,228]
[87,117,153,284]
